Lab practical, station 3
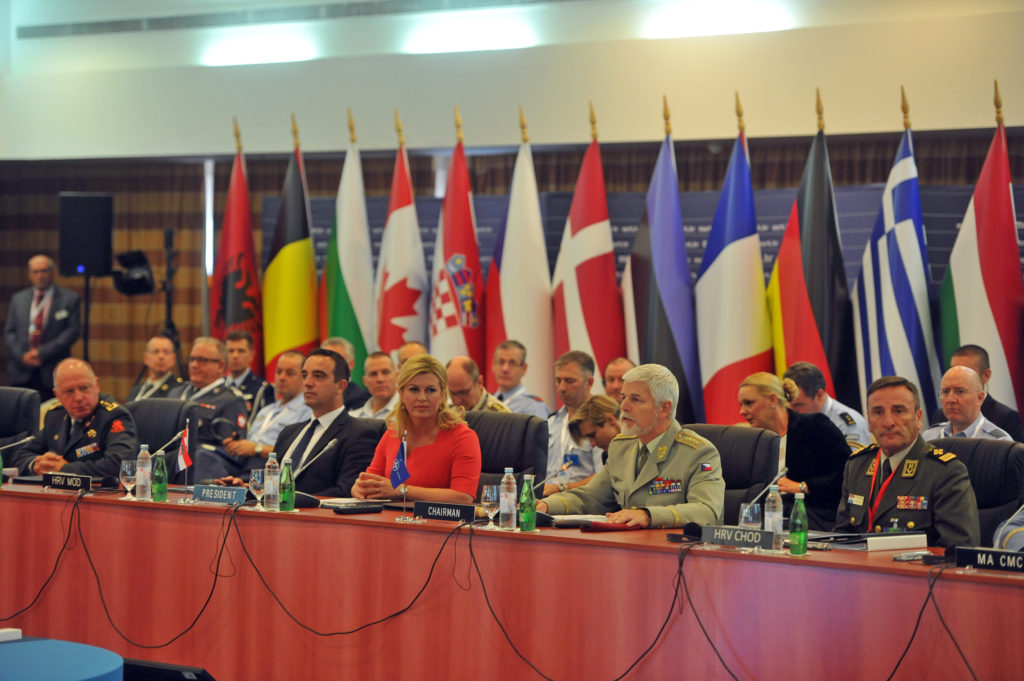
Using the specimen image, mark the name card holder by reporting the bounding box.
[413,501,476,523]
[193,485,247,506]
[701,524,776,550]
[955,546,1024,574]
[43,472,92,492]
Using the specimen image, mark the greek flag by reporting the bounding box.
[390,437,411,488]
[852,129,941,418]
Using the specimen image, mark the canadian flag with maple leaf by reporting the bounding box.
[374,144,428,355]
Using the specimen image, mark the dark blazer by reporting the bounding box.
[3,284,81,388]
[273,411,382,498]
[932,394,1024,443]
[343,381,370,411]
[784,409,850,530]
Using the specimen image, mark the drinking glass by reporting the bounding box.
[480,485,500,530]
[120,460,137,501]
[249,469,265,511]
[739,502,762,530]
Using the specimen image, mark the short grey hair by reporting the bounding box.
[322,336,355,362]
[622,364,678,413]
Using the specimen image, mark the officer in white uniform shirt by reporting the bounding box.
[922,366,1013,442]
[545,351,603,491]
[784,361,871,448]
[351,351,399,420]
[491,340,549,419]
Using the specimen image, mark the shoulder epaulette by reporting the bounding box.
[676,429,710,450]
[930,448,957,464]
[99,399,119,412]
[46,401,63,413]
[225,385,246,398]
[612,433,637,441]
[840,412,855,426]
[850,443,878,458]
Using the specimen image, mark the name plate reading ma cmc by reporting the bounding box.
[955,546,1024,574]
[701,524,776,550]
[42,472,92,492]
[193,485,247,506]
[413,501,475,523]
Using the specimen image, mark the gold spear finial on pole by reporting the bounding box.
[735,91,745,133]
[233,116,242,153]
[901,86,910,130]
[994,80,1004,126]
[395,110,405,147]
[347,108,357,144]
[663,95,671,136]
[455,105,463,143]
[290,113,300,150]
[589,100,598,142]
[519,105,529,144]
[816,88,824,131]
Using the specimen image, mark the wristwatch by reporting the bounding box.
[799,481,808,494]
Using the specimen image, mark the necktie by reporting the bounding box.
[876,457,892,497]
[635,445,649,478]
[291,419,320,473]
[30,290,45,347]
[68,419,82,443]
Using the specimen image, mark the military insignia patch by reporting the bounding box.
[848,493,865,506]
[938,451,956,463]
[841,413,855,425]
[649,477,682,494]
[237,414,247,429]
[86,429,97,439]
[110,420,125,433]
[901,460,918,478]
[700,462,713,472]
[896,496,928,510]
[655,445,668,461]
[866,459,877,475]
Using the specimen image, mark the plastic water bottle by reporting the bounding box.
[789,492,808,555]
[151,451,168,502]
[279,459,295,512]
[764,484,784,550]
[264,453,280,512]
[519,474,537,532]
[499,467,517,530]
[135,444,152,501]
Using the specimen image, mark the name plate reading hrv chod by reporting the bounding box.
[701,524,776,550]
[413,501,476,523]
[955,547,1024,574]
[193,485,247,505]
[43,472,92,492]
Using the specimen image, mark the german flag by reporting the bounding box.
[263,124,318,378]
[767,129,856,407]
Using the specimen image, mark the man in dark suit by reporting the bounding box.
[274,348,380,498]
[321,336,370,411]
[930,345,1024,442]
[3,255,80,393]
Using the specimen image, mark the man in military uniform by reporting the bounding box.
[931,345,1024,442]
[10,358,137,480]
[922,366,1013,442]
[446,356,509,413]
[834,376,979,547]
[491,340,549,419]
[538,364,724,528]
[784,361,871,449]
[167,336,249,482]
[224,329,271,421]
[546,351,603,489]
[126,334,183,401]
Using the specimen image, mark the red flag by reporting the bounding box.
[552,139,625,386]
[429,140,484,366]
[210,150,263,375]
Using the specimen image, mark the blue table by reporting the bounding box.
[0,637,123,681]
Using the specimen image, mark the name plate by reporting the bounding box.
[43,472,92,492]
[193,485,247,505]
[701,524,776,550]
[955,546,1024,574]
[413,501,475,523]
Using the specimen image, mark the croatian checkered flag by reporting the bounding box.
[390,437,410,488]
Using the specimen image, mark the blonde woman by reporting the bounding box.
[738,372,849,530]
[352,354,481,503]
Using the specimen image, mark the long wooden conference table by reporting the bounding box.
[1,483,1020,681]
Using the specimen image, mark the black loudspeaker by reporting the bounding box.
[123,658,218,680]
[58,192,113,276]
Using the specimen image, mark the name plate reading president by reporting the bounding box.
[43,472,92,492]
[413,501,475,523]
[701,524,776,550]
[956,547,1024,574]
[193,485,247,506]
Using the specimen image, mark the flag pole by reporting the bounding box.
[233,116,242,153]
[455,105,463,143]
[735,91,745,133]
[663,94,671,136]
[395,110,405,147]
[994,79,1003,125]
[816,87,825,131]
[347,107,357,144]
[519,105,529,143]
[901,86,910,130]
[589,100,598,141]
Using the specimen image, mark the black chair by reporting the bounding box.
[127,398,203,484]
[464,411,548,498]
[929,437,1024,547]
[685,423,780,525]
[0,386,41,453]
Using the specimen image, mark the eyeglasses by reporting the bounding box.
[188,356,222,365]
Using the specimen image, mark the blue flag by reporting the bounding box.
[390,438,411,488]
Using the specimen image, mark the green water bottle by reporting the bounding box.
[279,460,295,512]
[789,492,808,556]
[519,474,537,532]
[151,451,168,502]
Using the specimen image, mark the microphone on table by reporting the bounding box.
[0,435,33,452]
[746,466,789,507]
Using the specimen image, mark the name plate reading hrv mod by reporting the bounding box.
[955,547,1024,574]
[413,501,475,523]
[193,485,247,505]
[43,472,92,492]
[701,524,776,550]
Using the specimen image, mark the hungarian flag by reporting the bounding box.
[375,145,428,355]
[263,145,319,378]
[210,149,263,375]
[696,133,773,424]
[626,135,703,422]
[552,139,625,389]
[429,140,484,367]
[767,130,857,407]
[940,122,1024,413]
[319,138,374,384]
[484,142,554,404]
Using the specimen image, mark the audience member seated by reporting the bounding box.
[351,351,399,419]
[784,361,870,449]
[126,333,183,401]
[9,358,137,479]
[321,336,370,411]
[538,364,724,528]
[539,394,620,497]
[546,351,603,491]
[397,341,428,369]
[602,356,635,404]
[352,354,481,504]
[931,344,1024,442]
[224,329,271,420]
[446,356,509,413]
[922,366,1013,442]
[491,340,550,419]
[738,372,849,530]
[834,376,980,547]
